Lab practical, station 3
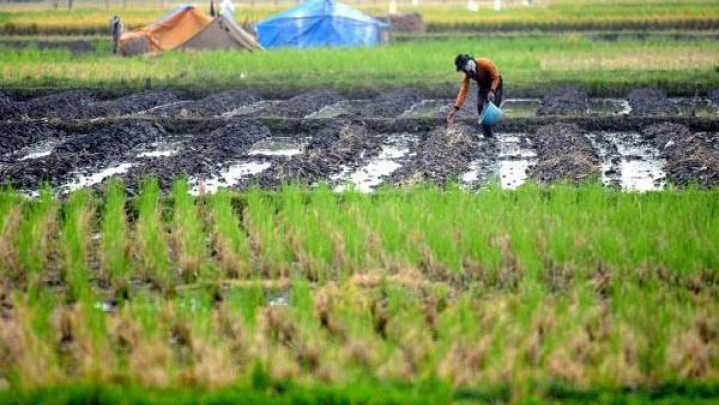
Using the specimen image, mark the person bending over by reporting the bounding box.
[447,54,503,138]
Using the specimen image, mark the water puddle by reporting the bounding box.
[190,160,271,195]
[304,100,353,119]
[138,100,192,115]
[221,100,281,118]
[18,142,58,161]
[399,99,451,118]
[61,163,134,193]
[587,99,632,116]
[333,133,416,192]
[587,132,665,191]
[500,98,540,118]
[495,134,538,189]
[248,137,306,157]
[137,142,181,158]
[670,97,718,117]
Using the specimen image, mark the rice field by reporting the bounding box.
[1,0,717,35]
[0,181,718,403]
[2,36,718,93]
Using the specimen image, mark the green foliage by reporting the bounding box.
[1,36,717,93]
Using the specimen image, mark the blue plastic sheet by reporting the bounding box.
[257,0,388,48]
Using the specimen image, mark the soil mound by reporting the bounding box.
[22,90,98,120]
[0,122,65,156]
[643,123,719,187]
[529,123,600,183]
[708,89,719,106]
[344,88,426,118]
[149,90,259,118]
[124,120,271,189]
[269,89,345,118]
[257,120,378,187]
[536,87,588,116]
[628,88,678,115]
[0,122,163,188]
[0,98,23,121]
[86,90,180,118]
[391,123,482,185]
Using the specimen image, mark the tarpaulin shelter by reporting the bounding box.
[256,0,388,49]
[180,15,261,51]
[118,5,260,56]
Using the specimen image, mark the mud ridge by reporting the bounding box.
[390,123,483,185]
[628,88,678,116]
[85,90,180,119]
[529,123,600,183]
[0,121,64,157]
[536,87,588,116]
[643,123,719,187]
[341,88,427,118]
[21,90,98,120]
[254,120,380,188]
[0,122,163,189]
[123,120,272,190]
[147,90,259,118]
[265,89,345,118]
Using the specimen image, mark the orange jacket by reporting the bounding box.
[454,58,501,109]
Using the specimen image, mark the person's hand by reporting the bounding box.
[487,91,496,103]
[447,109,457,125]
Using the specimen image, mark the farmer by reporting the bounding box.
[446,54,503,138]
[110,15,122,55]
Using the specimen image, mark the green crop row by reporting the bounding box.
[1,0,718,35]
[2,36,718,95]
[0,180,717,403]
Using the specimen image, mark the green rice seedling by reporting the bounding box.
[16,186,57,297]
[101,179,130,296]
[0,189,24,281]
[171,179,211,283]
[208,190,251,279]
[60,189,93,304]
[134,178,173,293]
[244,186,290,279]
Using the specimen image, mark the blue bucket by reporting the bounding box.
[478,102,503,126]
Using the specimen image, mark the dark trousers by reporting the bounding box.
[477,76,503,137]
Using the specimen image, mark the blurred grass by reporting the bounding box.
[2,36,718,94]
[0,0,717,35]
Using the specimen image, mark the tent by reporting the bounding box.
[256,0,388,49]
[118,5,260,56]
[180,15,261,51]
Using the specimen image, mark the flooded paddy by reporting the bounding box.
[1,87,717,194]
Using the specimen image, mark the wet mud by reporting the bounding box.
[21,90,99,120]
[147,90,259,119]
[628,88,679,116]
[0,121,65,158]
[124,120,272,190]
[643,123,719,187]
[1,87,718,193]
[255,120,381,188]
[529,123,600,183]
[262,89,345,118]
[536,87,588,116]
[390,123,488,186]
[0,122,163,189]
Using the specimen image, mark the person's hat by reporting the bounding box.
[454,54,473,71]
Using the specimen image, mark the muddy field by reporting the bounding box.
[1,87,718,194]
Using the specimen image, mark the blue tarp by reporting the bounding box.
[256,0,388,48]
